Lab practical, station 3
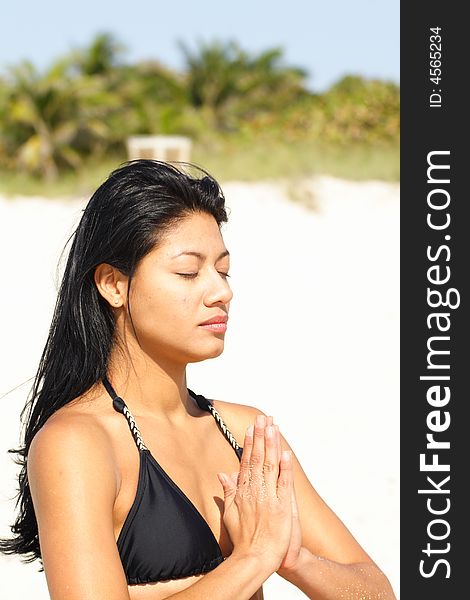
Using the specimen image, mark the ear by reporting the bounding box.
[94,263,128,308]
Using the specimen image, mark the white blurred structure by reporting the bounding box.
[126,135,192,162]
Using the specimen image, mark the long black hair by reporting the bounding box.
[0,159,229,566]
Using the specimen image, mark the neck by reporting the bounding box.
[105,350,200,423]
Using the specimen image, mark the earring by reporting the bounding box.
[114,299,119,305]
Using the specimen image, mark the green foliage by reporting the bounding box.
[311,75,400,143]
[179,39,308,131]
[0,33,400,183]
[0,60,117,179]
[72,32,126,76]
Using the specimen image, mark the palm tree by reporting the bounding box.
[71,32,126,77]
[108,59,188,136]
[179,39,308,130]
[3,60,114,179]
[1,32,192,178]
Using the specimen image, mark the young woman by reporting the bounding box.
[1,160,396,599]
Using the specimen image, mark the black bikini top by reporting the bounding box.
[102,376,243,585]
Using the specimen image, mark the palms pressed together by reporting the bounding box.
[223,415,303,575]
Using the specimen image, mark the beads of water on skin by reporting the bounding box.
[335,581,391,599]
[336,589,386,599]
[250,472,268,501]
[308,556,393,600]
[237,468,269,501]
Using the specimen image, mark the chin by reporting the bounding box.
[188,340,225,363]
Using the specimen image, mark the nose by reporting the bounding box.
[203,270,233,307]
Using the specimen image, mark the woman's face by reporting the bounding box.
[123,211,233,365]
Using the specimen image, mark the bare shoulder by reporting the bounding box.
[27,398,131,597]
[212,398,266,420]
[29,398,108,454]
[211,398,297,456]
[211,398,267,445]
[27,401,118,500]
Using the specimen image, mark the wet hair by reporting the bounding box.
[0,159,229,566]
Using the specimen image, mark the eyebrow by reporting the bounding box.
[171,250,230,261]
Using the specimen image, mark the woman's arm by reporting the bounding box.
[275,428,397,599]
[279,547,395,599]
[215,402,397,599]
[164,554,269,599]
[27,415,132,600]
[278,426,395,600]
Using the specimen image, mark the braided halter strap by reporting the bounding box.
[104,376,242,460]
[112,395,148,452]
[205,402,242,460]
[187,387,243,460]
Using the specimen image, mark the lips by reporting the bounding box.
[199,315,228,325]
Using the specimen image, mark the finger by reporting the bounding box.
[274,424,281,465]
[216,472,230,489]
[277,450,293,503]
[265,415,275,466]
[266,416,275,455]
[291,481,299,518]
[238,424,254,495]
[229,471,240,486]
[266,416,281,466]
[218,471,238,485]
[263,423,279,493]
[250,414,266,478]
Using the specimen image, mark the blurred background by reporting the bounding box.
[0,1,400,598]
[0,0,399,193]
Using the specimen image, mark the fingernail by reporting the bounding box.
[255,414,265,427]
[266,425,273,438]
[246,425,254,437]
[282,450,291,461]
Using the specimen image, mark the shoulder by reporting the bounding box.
[26,400,131,596]
[29,402,111,460]
[211,398,267,445]
[28,405,118,504]
[212,398,266,420]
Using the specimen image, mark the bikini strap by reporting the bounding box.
[188,388,243,461]
[103,376,148,452]
[103,376,242,460]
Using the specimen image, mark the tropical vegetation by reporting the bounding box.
[0,33,399,192]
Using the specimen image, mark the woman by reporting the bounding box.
[1,160,396,599]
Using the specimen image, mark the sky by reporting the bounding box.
[1,0,399,93]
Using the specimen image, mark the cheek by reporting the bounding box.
[176,296,194,321]
[134,287,192,325]
[130,272,197,324]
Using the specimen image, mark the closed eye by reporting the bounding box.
[177,272,231,279]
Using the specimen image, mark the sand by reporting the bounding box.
[0,175,400,599]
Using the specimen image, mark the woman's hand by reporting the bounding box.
[274,429,303,575]
[261,418,302,575]
[219,417,303,575]
[217,414,294,573]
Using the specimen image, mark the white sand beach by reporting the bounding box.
[0,176,400,599]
